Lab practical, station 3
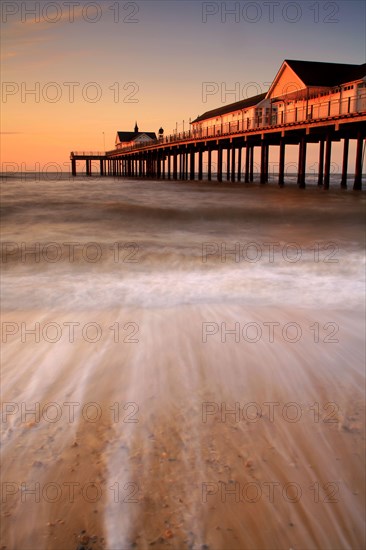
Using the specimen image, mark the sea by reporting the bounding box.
[1,173,365,550]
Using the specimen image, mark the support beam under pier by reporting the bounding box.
[340,138,349,189]
[278,138,285,186]
[198,149,203,181]
[323,134,332,190]
[353,132,364,191]
[237,146,242,182]
[245,144,250,183]
[207,148,212,181]
[231,144,236,183]
[298,136,307,188]
[318,140,324,186]
[217,145,223,182]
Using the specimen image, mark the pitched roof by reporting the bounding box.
[285,60,366,87]
[117,131,157,142]
[191,93,266,123]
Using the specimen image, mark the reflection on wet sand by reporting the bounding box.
[1,177,365,549]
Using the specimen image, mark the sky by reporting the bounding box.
[1,0,365,172]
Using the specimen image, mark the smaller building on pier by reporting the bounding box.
[115,122,157,150]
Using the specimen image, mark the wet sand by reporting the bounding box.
[1,305,365,550]
[1,178,365,549]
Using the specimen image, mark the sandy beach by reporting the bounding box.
[1,177,365,549]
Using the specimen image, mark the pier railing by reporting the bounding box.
[71,151,107,157]
[107,92,366,155]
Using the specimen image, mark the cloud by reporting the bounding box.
[1,4,93,60]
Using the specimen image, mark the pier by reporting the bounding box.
[70,59,366,190]
[70,108,365,190]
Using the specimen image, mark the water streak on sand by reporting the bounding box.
[1,176,365,549]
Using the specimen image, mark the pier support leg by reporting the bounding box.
[318,140,324,186]
[71,159,76,177]
[207,148,212,181]
[167,154,171,180]
[260,141,266,184]
[157,152,161,179]
[323,134,332,190]
[298,136,306,188]
[173,151,178,180]
[190,150,195,180]
[180,152,183,180]
[279,138,285,186]
[340,138,349,188]
[198,149,203,181]
[148,157,151,178]
[265,144,269,183]
[353,132,363,191]
[231,144,235,182]
[217,146,223,182]
[226,147,230,181]
[249,146,254,182]
[237,146,242,182]
[245,144,250,183]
